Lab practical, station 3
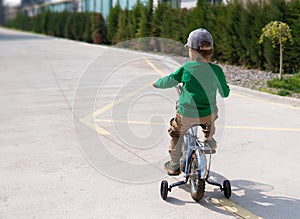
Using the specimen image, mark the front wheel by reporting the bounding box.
[189,153,205,202]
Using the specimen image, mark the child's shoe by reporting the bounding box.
[164,161,180,176]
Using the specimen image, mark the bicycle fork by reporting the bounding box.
[195,149,208,180]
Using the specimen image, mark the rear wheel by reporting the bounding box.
[189,153,205,202]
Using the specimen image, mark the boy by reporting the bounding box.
[153,28,230,175]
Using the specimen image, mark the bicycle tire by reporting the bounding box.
[189,153,205,202]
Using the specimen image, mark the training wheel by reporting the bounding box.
[223,180,231,199]
[160,180,168,200]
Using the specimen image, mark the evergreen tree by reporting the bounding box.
[107,3,121,43]
[212,4,230,63]
[136,4,149,38]
[131,0,143,37]
[177,8,189,44]
[158,3,173,39]
[115,10,129,43]
[71,13,82,41]
[57,11,69,38]
[246,2,266,69]
[151,2,165,37]
[33,13,42,33]
[285,0,300,73]
[47,11,55,36]
[92,13,107,44]
[185,0,205,33]
[83,13,93,43]
[40,10,50,34]
[146,0,153,35]
[65,13,74,39]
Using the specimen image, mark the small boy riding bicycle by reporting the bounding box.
[153,28,230,176]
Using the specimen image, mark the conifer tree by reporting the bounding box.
[65,13,74,39]
[54,12,68,37]
[83,13,93,43]
[41,10,50,34]
[136,7,148,38]
[115,10,129,43]
[92,13,107,44]
[131,0,143,36]
[151,1,165,37]
[246,2,266,68]
[107,3,121,43]
[285,0,300,73]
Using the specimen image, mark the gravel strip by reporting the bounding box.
[172,56,299,99]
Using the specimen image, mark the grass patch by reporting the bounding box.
[267,73,300,96]
[258,88,277,95]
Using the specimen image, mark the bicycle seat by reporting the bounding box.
[190,124,206,130]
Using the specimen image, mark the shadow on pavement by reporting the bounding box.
[0,32,49,41]
[208,172,300,218]
[163,171,300,218]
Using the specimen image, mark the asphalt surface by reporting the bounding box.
[0,27,300,219]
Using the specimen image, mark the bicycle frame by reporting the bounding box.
[168,125,211,191]
[183,126,209,180]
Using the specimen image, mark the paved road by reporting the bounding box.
[1,27,300,218]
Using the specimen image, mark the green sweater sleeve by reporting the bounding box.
[154,66,184,89]
[217,68,230,97]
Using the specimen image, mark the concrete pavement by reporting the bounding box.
[0,27,300,218]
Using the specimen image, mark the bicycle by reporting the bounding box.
[160,124,231,202]
[160,86,231,202]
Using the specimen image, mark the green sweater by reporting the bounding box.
[154,61,230,118]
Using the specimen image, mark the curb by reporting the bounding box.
[230,84,300,108]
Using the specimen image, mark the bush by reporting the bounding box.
[267,73,300,93]
[277,89,291,96]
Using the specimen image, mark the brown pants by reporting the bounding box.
[168,110,218,163]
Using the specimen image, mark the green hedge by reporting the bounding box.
[108,0,300,73]
[6,0,300,73]
[6,11,107,44]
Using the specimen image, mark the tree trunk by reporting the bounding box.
[279,34,283,80]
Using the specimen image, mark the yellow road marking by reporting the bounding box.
[80,82,151,135]
[79,117,111,135]
[210,198,263,219]
[144,57,165,76]
[92,83,152,118]
[94,119,300,132]
[79,57,159,135]
[232,93,300,111]
[94,119,165,126]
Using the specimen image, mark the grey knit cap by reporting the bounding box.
[185,28,214,50]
